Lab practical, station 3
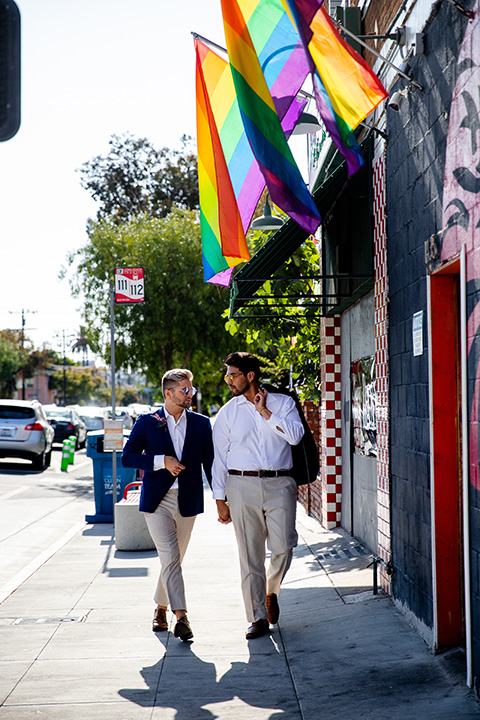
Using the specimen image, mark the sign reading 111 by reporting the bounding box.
[114,267,145,304]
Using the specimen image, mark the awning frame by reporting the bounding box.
[228,138,374,320]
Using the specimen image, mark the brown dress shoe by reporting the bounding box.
[152,606,168,632]
[245,618,269,639]
[174,615,194,641]
[266,593,280,624]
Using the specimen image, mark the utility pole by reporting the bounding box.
[55,331,75,406]
[9,308,36,399]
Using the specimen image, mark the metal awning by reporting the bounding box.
[229,147,373,320]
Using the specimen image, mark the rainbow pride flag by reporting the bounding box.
[282,0,387,175]
[196,36,306,285]
[196,1,310,285]
[221,0,321,235]
[196,39,250,285]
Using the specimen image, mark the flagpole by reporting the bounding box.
[192,31,228,57]
[335,21,423,91]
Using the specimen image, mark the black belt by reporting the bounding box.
[228,469,291,477]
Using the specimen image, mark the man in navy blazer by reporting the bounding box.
[122,368,213,641]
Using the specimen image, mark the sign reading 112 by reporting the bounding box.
[114,268,145,304]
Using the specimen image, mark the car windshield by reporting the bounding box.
[46,411,72,421]
[0,407,36,420]
[77,407,103,417]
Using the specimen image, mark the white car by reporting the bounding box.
[0,399,54,470]
[103,406,133,429]
[73,406,105,433]
[127,403,152,421]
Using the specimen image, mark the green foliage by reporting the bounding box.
[67,208,244,407]
[226,233,321,402]
[77,134,198,223]
[0,331,59,398]
[49,366,106,406]
[0,331,25,397]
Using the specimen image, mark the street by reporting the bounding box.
[0,447,93,599]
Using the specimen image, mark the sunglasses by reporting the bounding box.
[224,372,243,383]
[171,386,197,396]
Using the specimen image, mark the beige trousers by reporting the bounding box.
[143,489,196,611]
[225,473,298,623]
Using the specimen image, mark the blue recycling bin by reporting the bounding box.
[85,430,136,523]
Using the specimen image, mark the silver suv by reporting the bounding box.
[0,400,54,470]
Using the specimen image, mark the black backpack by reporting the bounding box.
[262,385,320,486]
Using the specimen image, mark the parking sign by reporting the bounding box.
[114,268,145,303]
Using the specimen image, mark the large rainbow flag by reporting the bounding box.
[196,39,250,285]
[282,0,387,175]
[221,0,321,235]
[196,1,311,285]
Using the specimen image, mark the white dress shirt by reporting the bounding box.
[153,408,187,489]
[212,392,304,500]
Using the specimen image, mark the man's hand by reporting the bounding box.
[165,456,186,477]
[253,386,271,419]
[216,499,232,524]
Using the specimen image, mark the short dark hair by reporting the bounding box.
[224,352,261,382]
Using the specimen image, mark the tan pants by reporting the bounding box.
[225,473,298,623]
[143,489,196,611]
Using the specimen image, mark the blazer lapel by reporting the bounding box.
[153,408,176,456]
[181,410,194,462]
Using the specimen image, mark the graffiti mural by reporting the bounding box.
[441,13,480,490]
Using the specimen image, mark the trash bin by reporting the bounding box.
[85,430,136,523]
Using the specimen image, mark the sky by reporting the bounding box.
[0,0,230,359]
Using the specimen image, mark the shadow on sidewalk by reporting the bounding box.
[118,638,227,717]
[118,635,297,718]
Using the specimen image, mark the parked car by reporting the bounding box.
[44,407,87,449]
[0,399,54,470]
[127,403,152,421]
[73,406,105,433]
[103,406,133,429]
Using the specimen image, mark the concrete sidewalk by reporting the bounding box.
[0,492,479,719]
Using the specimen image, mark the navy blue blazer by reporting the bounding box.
[121,408,213,516]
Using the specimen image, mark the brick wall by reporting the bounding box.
[319,316,342,529]
[386,0,470,633]
[297,400,322,520]
[297,319,342,530]
[373,153,391,594]
[347,0,404,66]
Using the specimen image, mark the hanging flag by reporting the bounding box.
[282,0,388,175]
[196,19,308,285]
[221,0,321,235]
[196,38,250,285]
[225,0,310,231]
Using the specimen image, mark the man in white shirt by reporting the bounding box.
[212,352,304,639]
[122,369,213,641]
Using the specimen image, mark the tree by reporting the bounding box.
[49,366,106,406]
[77,134,198,223]
[225,234,321,401]
[0,330,24,397]
[66,208,240,401]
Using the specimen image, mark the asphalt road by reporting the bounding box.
[0,446,94,600]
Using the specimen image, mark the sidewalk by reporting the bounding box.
[1,491,479,719]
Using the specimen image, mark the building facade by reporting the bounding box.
[229,0,479,694]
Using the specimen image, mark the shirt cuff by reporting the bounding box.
[153,455,165,471]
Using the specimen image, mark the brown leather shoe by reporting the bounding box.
[152,606,168,632]
[266,593,280,624]
[245,618,269,639]
[174,615,194,641]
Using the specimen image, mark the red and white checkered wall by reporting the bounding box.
[320,316,342,528]
[373,153,391,593]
